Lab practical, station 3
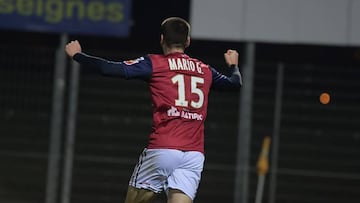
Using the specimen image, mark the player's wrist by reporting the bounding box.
[72,52,82,60]
[229,64,238,68]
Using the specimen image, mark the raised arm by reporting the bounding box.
[65,40,82,58]
[65,40,152,80]
[211,49,242,90]
[224,49,239,67]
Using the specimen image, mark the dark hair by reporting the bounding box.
[161,17,190,49]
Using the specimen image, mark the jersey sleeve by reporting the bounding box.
[210,65,243,90]
[73,53,153,81]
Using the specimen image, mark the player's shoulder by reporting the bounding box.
[147,54,169,65]
[186,54,212,71]
[188,55,207,65]
[148,53,165,59]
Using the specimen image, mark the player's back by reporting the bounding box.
[147,53,213,153]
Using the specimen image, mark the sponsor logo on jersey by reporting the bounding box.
[167,106,203,121]
[123,57,144,65]
[167,106,180,117]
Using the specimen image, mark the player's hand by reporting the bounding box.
[65,40,82,58]
[224,49,239,67]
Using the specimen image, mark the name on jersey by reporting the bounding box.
[167,106,203,121]
[168,58,204,74]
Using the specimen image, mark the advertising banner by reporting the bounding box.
[0,0,131,37]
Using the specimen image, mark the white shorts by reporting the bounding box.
[129,148,205,200]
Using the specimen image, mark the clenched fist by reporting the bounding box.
[65,40,82,58]
[224,49,239,67]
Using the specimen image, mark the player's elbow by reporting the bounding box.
[100,63,128,78]
[238,76,243,87]
[231,75,242,89]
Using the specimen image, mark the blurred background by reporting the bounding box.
[0,0,359,203]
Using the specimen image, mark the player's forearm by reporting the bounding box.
[73,53,126,77]
[211,66,242,90]
[229,65,243,86]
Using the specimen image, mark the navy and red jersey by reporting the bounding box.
[73,52,242,153]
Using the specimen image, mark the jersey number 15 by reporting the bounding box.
[172,74,204,109]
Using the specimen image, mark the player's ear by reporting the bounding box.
[160,34,164,45]
[185,36,190,48]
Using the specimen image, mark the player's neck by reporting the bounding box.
[162,46,185,55]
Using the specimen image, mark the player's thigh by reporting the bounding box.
[129,148,183,193]
[166,151,204,200]
[167,189,192,203]
[125,186,157,203]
